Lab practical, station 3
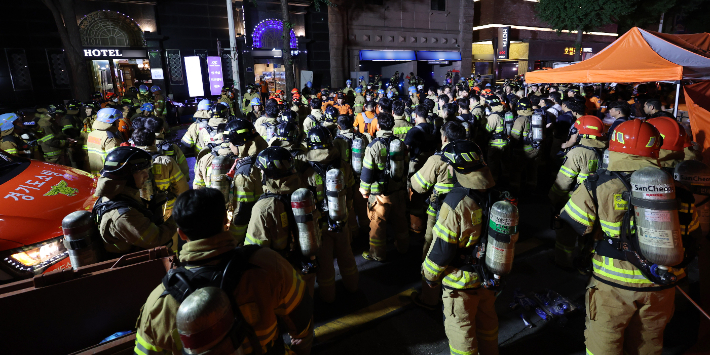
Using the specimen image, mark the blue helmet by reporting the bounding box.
[387,91,394,98]
[0,113,19,131]
[355,87,362,93]
[219,101,230,108]
[359,76,364,81]
[96,108,122,124]
[346,79,352,85]
[250,97,262,106]
[408,86,417,94]
[306,81,312,88]
[197,99,211,111]
[139,84,149,94]
[150,85,161,93]
[140,103,154,112]
[377,89,385,95]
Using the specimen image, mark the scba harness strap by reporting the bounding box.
[160,245,268,355]
[585,169,678,287]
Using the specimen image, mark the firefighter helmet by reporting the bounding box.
[377,89,385,95]
[105,92,117,100]
[225,119,257,146]
[101,146,152,179]
[150,85,161,93]
[255,146,296,179]
[306,125,333,150]
[66,99,82,111]
[336,92,344,99]
[647,116,686,152]
[96,108,122,124]
[292,93,301,102]
[355,87,362,94]
[291,88,299,94]
[346,79,352,85]
[325,106,338,121]
[515,98,532,112]
[91,91,103,100]
[140,103,155,113]
[210,104,229,118]
[139,84,149,94]
[0,113,19,131]
[274,122,300,143]
[197,99,212,111]
[440,140,487,173]
[609,119,662,158]
[279,110,298,125]
[574,115,604,137]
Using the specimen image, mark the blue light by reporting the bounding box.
[252,19,297,50]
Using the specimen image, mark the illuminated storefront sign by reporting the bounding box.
[82,48,147,58]
[207,56,224,96]
[184,56,204,97]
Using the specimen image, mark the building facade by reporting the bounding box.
[471,0,619,80]
[328,0,474,91]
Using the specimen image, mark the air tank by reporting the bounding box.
[351,137,365,175]
[291,188,321,258]
[504,112,515,136]
[388,139,406,181]
[176,287,242,355]
[209,154,235,202]
[326,169,347,226]
[631,167,684,267]
[485,201,520,276]
[531,111,544,143]
[62,211,100,269]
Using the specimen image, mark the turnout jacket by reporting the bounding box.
[422,169,496,290]
[392,115,414,140]
[135,232,312,355]
[1,128,31,157]
[94,176,176,254]
[229,137,269,242]
[549,138,607,207]
[353,94,366,114]
[136,145,189,213]
[300,148,356,225]
[181,110,211,151]
[196,116,228,150]
[254,115,279,140]
[560,152,692,291]
[411,144,454,217]
[303,109,324,133]
[37,114,67,160]
[245,174,310,251]
[359,130,409,195]
[485,106,506,149]
[87,121,123,175]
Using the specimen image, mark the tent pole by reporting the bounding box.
[674,82,681,119]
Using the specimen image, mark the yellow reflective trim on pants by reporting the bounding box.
[592,256,653,284]
[134,333,163,355]
[450,345,476,355]
[424,258,444,276]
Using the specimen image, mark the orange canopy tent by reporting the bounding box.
[684,82,710,164]
[525,27,710,84]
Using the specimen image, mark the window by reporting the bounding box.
[431,0,445,11]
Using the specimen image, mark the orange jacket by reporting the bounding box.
[117,118,131,142]
[333,103,353,115]
[354,111,378,136]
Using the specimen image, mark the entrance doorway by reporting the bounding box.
[254,63,285,95]
[88,58,151,97]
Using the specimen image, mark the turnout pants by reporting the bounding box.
[509,148,539,194]
[367,190,409,260]
[554,222,577,268]
[487,146,506,183]
[316,228,359,303]
[410,189,428,233]
[442,287,499,355]
[585,278,675,355]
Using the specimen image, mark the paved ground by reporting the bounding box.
[172,123,707,355]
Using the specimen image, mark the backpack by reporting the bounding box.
[439,184,515,290]
[160,245,268,355]
[584,169,691,287]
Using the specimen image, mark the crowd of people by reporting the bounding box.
[0,74,706,355]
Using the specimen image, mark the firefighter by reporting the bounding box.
[94,146,177,256]
[509,98,539,194]
[410,121,467,310]
[217,86,235,116]
[484,96,507,181]
[303,98,324,133]
[549,115,607,268]
[254,100,280,140]
[353,87,366,114]
[180,99,212,154]
[243,84,260,114]
[243,97,262,124]
[0,113,31,158]
[354,101,378,137]
[334,115,371,236]
[560,120,682,355]
[359,112,410,261]
[195,103,230,151]
[421,140,498,355]
[136,84,153,106]
[154,123,189,180]
[132,116,189,220]
[244,147,318,294]
[86,108,124,174]
[392,100,414,140]
[300,126,359,302]
[319,106,340,137]
[226,119,269,242]
[332,92,353,116]
[269,121,307,170]
[36,105,70,164]
[134,188,314,355]
[409,86,420,108]
[150,85,167,121]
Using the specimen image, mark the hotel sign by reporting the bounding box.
[83,48,147,58]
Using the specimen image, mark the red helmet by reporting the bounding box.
[574,115,604,137]
[105,92,116,100]
[609,119,662,158]
[292,93,301,101]
[276,89,284,95]
[291,88,299,94]
[647,116,686,152]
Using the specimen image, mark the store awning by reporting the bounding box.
[525,27,710,84]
